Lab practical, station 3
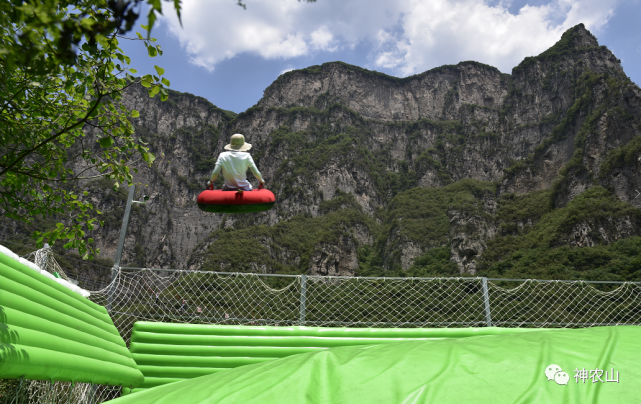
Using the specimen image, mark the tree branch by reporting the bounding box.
[0,92,105,178]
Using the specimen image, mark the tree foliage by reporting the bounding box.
[0,0,180,258]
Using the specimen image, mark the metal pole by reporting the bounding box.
[108,184,136,312]
[299,275,307,325]
[481,277,492,327]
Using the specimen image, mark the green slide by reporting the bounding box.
[109,326,639,404]
[0,247,143,388]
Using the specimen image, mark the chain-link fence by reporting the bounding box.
[86,268,641,346]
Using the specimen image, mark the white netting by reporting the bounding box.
[488,280,641,327]
[27,244,70,282]
[22,245,110,292]
[84,268,641,346]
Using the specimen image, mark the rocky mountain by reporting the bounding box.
[7,24,640,282]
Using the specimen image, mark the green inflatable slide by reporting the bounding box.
[109,326,639,404]
[0,245,143,388]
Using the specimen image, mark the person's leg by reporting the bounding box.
[221,184,237,191]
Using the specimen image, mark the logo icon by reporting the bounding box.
[545,364,568,385]
[554,371,570,385]
[545,364,562,381]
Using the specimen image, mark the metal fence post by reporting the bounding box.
[108,184,136,313]
[481,277,492,327]
[300,275,307,325]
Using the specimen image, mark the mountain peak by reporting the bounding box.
[513,23,604,73]
[555,23,599,50]
[537,23,599,60]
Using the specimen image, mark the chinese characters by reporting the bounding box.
[574,368,619,383]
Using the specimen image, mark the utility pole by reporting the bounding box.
[107,184,135,312]
[107,185,148,312]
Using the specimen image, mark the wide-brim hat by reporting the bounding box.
[224,134,252,151]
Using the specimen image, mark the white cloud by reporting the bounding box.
[162,0,621,74]
[310,26,338,52]
[376,0,620,75]
[162,0,403,71]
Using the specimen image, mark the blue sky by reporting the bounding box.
[117,0,641,114]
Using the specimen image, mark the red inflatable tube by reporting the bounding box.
[197,183,276,213]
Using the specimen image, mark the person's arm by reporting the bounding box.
[209,156,223,184]
[247,155,265,183]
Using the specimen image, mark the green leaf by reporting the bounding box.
[147,45,157,57]
[143,152,156,164]
[141,80,151,88]
[146,9,158,38]
[173,0,183,27]
[161,77,170,86]
[154,65,165,76]
[129,68,137,74]
[99,136,113,148]
[148,0,162,11]
[131,110,140,118]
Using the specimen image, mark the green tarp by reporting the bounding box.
[126,321,552,394]
[109,326,640,404]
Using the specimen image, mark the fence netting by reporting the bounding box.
[87,268,641,346]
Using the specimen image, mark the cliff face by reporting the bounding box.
[70,24,641,280]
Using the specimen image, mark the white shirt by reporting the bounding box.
[212,151,264,190]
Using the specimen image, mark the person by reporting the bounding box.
[208,134,265,191]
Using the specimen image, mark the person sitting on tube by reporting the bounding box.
[208,134,265,191]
